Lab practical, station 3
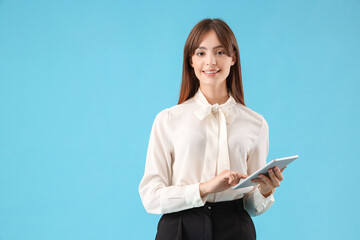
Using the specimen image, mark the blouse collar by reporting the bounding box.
[193,88,237,125]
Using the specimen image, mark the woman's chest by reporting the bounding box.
[171,117,257,157]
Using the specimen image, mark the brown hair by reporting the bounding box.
[178,18,245,106]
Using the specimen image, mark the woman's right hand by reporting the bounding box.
[199,170,248,198]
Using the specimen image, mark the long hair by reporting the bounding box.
[178,18,245,106]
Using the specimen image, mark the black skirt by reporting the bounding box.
[155,198,256,240]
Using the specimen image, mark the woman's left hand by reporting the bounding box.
[251,166,286,198]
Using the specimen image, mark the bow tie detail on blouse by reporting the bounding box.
[193,91,237,187]
[194,103,236,125]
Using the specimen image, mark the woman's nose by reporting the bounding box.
[206,53,216,66]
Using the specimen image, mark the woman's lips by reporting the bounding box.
[203,70,220,76]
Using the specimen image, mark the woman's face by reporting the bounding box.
[191,30,235,89]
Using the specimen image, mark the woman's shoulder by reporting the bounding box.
[234,103,267,126]
[157,98,196,115]
[154,98,196,122]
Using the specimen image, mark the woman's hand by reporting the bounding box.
[199,170,248,198]
[252,166,286,198]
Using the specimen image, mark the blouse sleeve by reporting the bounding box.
[139,110,206,214]
[243,117,275,216]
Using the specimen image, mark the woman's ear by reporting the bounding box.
[190,57,193,67]
[231,55,236,66]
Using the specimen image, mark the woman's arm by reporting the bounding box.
[243,117,276,216]
[139,110,206,214]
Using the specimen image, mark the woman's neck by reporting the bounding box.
[200,84,229,105]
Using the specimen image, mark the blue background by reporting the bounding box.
[1,0,359,239]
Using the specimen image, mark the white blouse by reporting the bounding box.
[139,89,274,216]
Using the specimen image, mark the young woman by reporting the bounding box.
[139,18,285,240]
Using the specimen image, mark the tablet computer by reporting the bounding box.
[232,155,299,190]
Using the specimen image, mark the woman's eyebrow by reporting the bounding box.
[196,45,224,50]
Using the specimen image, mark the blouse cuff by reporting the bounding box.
[185,183,206,208]
[253,187,275,213]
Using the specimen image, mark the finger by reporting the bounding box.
[236,173,248,179]
[230,172,240,184]
[273,167,284,181]
[251,178,263,184]
[232,173,240,184]
[268,169,280,187]
[228,173,234,184]
[232,173,238,184]
[258,174,273,187]
[280,166,287,173]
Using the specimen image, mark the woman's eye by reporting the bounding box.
[196,52,204,56]
[217,51,225,55]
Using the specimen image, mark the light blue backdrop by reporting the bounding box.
[1,0,359,239]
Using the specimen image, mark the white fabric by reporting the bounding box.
[139,88,274,215]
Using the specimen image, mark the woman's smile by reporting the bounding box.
[202,69,220,77]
